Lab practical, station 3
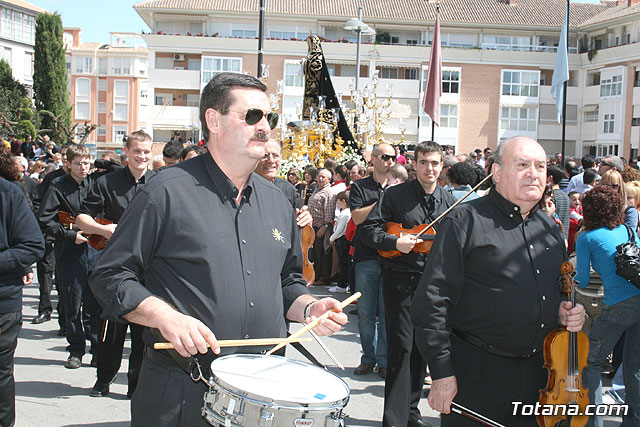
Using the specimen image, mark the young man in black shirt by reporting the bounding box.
[412,136,586,426]
[38,144,101,370]
[75,131,154,398]
[361,141,456,427]
[89,72,347,426]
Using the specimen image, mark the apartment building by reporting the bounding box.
[64,28,148,148]
[133,0,640,159]
[0,0,45,94]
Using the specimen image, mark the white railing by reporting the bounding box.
[481,43,578,53]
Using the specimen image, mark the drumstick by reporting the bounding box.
[267,292,361,355]
[153,337,311,350]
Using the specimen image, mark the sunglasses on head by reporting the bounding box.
[232,108,279,130]
[379,154,397,161]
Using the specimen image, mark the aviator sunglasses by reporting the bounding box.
[378,154,397,161]
[231,108,279,130]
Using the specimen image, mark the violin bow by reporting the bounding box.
[451,402,506,427]
[414,173,493,239]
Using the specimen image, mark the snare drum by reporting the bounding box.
[202,354,350,427]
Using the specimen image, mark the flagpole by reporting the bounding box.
[561,0,569,165]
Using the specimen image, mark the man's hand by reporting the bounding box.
[558,301,585,332]
[296,206,313,228]
[305,298,348,336]
[396,233,423,254]
[22,272,34,286]
[74,231,88,245]
[428,376,458,414]
[317,226,327,238]
[102,223,118,239]
[156,310,220,358]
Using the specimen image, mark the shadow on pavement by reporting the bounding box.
[16,380,89,399]
[14,356,63,367]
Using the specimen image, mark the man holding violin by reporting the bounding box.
[360,140,456,427]
[412,136,585,426]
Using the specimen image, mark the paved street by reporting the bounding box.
[14,281,622,426]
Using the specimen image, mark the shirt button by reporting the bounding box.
[542,295,546,301]
[509,214,514,218]
[540,323,545,328]
[529,244,534,249]
[536,269,540,274]
[244,334,249,339]
[532,348,537,353]
[239,210,242,214]
[514,207,518,211]
[249,301,254,307]
[246,269,252,275]
[242,239,247,244]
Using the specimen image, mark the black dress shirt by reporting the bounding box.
[38,174,92,242]
[79,167,154,223]
[349,175,385,263]
[89,154,310,353]
[272,176,300,210]
[34,167,66,211]
[360,180,456,272]
[411,187,566,380]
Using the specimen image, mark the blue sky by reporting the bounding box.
[28,0,148,44]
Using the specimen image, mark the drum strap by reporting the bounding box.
[149,328,212,386]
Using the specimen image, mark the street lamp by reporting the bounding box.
[344,7,375,142]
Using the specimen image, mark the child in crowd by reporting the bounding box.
[568,191,583,254]
[386,164,408,187]
[329,191,351,293]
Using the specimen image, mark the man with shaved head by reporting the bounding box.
[412,136,586,426]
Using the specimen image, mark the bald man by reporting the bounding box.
[412,136,585,426]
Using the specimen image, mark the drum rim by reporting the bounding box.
[209,354,350,410]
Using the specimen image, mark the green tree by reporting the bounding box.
[33,12,70,143]
[0,59,28,136]
[18,97,36,140]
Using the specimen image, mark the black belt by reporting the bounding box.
[452,330,537,360]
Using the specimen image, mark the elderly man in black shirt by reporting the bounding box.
[361,141,456,427]
[89,72,347,426]
[75,130,154,398]
[412,136,585,426]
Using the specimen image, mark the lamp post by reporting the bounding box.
[343,7,375,143]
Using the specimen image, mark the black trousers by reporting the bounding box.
[36,239,54,315]
[382,270,427,427]
[132,356,210,426]
[96,320,144,395]
[311,226,332,284]
[441,334,546,427]
[0,311,21,427]
[53,241,65,330]
[334,236,351,288]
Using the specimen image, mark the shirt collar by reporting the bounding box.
[412,179,442,202]
[488,185,539,221]
[124,166,153,185]
[204,153,253,204]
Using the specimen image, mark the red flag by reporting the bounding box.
[422,8,442,126]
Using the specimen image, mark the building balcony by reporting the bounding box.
[481,43,577,54]
[633,86,640,104]
[331,76,420,98]
[539,85,580,106]
[582,85,601,106]
[147,105,200,127]
[148,68,201,90]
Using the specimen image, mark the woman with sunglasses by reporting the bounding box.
[600,169,638,232]
[287,168,305,199]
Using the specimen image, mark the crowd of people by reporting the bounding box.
[0,71,637,427]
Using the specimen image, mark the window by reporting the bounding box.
[600,75,622,97]
[603,114,615,133]
[631,105,639,126]
[502,70,539,97]
[284,62,303,87]
[188,59,201,71]
[500,106,537,132]
[584,111,598,122]
[66,57,71,71]
[391,36,400,44]
[189,22,202,34]
[442,70,460,93]
[586,71,600,86]
[231,29,256,38]
[440,105,458,128]
[75,78,91,120]
[23,14,34,44]
[270,31,295,39]
[74,56,92,73]
[23,52,33,80]
[201,56,242,83]
[404,69,418,80]
[2,9,12,39]
[634,70,640,87]
[155,92,172,106]
[406,39,418,46]
[380,67,398,79]
[2,47,11,67]
[113,126,128,143]
[187,94,200,107]
[98,79,107,91]
[112,57,131,75]
[98,102,106,114]
[99,58,107,74]
[113,80,129,121]
[97,126,106,136]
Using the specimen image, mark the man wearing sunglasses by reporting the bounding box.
[89,72,347,426]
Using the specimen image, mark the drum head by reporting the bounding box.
[210,354,349,405]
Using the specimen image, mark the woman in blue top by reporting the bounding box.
[575,185,640,427]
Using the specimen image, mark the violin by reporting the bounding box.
[538,261,589,427]
[378,173,493,259]
[300,224,315,286]
[58,211,113,251]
